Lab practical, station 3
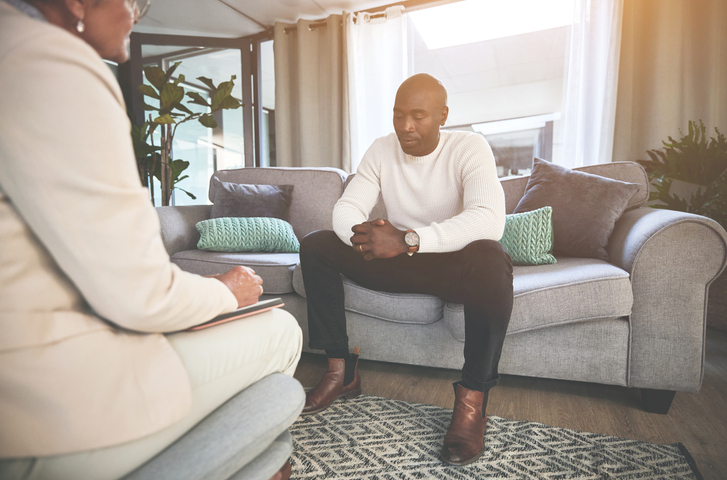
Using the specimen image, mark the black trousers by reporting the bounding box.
[299,230,514,392]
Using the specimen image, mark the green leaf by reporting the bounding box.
[169,159,190,181]
[198,114,218,129]
[177,187,197,200]
[173,73,186,86]
[164,61,182,84]
[152,114,176,124]
[142,65,166,90]
[137,84,160,99]
[186,91,210,107]
[196,76,217,92]
[217,96,241,110]
[174,103,194,115]
[210,79,235,110]
[160,84,185,110]
[140,100,158,111]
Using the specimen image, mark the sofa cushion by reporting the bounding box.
[443,257,633,341]
[171,251,299,295]
[500,207,557,266]
[501,161,649,215]
[292,265,444,325]
[210,180,294,220]
[513,159,640,261]
[210,167,347,240]
[196,217,300,253]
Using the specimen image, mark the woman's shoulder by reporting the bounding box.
[0,3,103,69]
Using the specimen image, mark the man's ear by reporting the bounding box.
[440,106,449,126]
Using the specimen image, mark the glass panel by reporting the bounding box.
[408,0,572,172]
[259,39,276,167]
[140,45,244,205]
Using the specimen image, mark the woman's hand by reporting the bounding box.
[210,266,264,308]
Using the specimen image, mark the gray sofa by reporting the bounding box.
[157,163,727,414]
[122,374,303,480]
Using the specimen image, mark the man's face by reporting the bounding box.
[393,84,448,157]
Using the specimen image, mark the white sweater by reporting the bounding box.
[333,131,506,253]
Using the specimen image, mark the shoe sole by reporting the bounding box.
[440,446,485,466]
[300,387,362,415]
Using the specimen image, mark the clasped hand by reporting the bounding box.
[350,219,407,261]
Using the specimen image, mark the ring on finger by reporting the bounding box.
[359,244,363,252]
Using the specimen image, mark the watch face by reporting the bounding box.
[405,231,419,247]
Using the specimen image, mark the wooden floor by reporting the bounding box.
[293,328,727,479]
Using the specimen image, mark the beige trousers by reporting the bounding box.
[0,309,303,480]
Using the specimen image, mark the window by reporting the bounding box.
[407,0,575,176]
[140,46,245,205]
[119,31,273,206]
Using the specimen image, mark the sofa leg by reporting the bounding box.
[641,389,676,414]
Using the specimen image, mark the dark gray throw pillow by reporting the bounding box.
[210,179,294,220]
[512,158,640,261]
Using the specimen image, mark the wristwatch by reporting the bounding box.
[404,230,420,256]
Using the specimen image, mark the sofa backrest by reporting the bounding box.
[501,160,650,214]
[210,167,347,239]
[346,160,649,217]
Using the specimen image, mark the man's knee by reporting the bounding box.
[459,240,513,305]
[462,240,512,274]
[300,230,341,260]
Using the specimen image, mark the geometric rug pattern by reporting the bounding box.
[289,395,703,479]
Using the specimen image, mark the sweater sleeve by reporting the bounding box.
[416,135,506,253]
[0,31,237,333]
[332,142,384,245]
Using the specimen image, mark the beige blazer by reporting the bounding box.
[0,3,237,457]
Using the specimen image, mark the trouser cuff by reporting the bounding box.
[462,368,499,392]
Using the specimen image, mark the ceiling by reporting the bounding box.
[135,0,397,38]
[134,0,568,128]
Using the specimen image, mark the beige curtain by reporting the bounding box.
[613,0,727,163]
[273,15,350,169]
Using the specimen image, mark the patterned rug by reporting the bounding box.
[289,395,703,480]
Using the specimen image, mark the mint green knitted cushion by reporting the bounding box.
[196,217,300,253]
[500,206,557,266]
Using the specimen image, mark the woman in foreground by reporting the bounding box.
[0,1,302,479]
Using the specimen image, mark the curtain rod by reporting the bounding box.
[283,0,463,34]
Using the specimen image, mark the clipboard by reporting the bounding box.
[188,298,284,331]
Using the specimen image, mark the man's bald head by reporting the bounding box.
[396,73,448,110]
[393,74,449,156]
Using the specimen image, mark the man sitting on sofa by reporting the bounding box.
[299,73,514,466]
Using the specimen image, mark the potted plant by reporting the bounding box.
[637,120,727,229]
[638,120,727,331]
[132,61,242,206]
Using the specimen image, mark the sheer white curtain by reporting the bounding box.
[273,15,348,169]
[560,0,624,168]
[345,6,408,172]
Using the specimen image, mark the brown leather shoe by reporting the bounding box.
[267,461,291,480]
[302,349,361,414]
[441,382,487,466]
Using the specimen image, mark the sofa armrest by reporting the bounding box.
[156,205,212,256]
[607,207,727,392]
